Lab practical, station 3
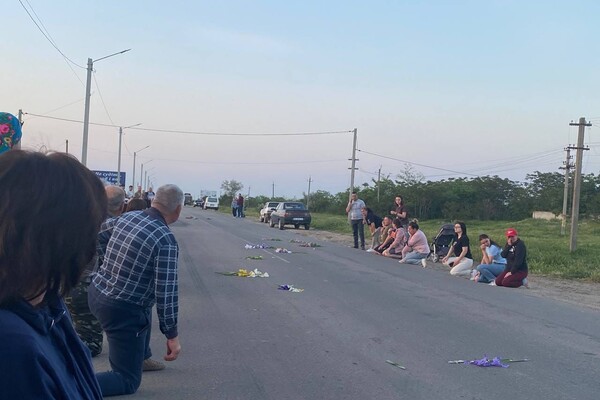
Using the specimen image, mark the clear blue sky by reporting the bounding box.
[4,0,600,198]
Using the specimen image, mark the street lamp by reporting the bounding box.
[81,48,131,166]
[132,145,150,190]
[144,167,156,190]
[140,159,153,191]
[118,123,141,187]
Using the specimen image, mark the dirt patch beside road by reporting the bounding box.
[293,228,600,311]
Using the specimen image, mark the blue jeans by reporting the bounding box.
[351,219,365,248]
[477,263,506,283]
[401,251,428,264]
[88,284,150,396]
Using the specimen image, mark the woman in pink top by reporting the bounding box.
[399,221,430,266]
[382,218,406,258]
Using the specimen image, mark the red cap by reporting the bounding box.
[505,228,518,237]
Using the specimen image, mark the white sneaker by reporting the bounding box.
[421,258,427,268]
[522,278,529,288]
[366,248,374,252]
[488,281,497,286]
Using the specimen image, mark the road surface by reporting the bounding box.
[93,207,600,399]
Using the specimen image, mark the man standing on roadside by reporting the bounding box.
[346,191,366,249]
[89,184,183,397]
[236,193,244,218]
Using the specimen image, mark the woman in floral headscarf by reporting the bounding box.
[0,112,22,154]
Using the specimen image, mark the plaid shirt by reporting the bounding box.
[92,208,179,339]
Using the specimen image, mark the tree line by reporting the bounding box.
[221,171,600,221]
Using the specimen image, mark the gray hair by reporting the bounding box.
[105,185,125,215]
[153,184,184,212]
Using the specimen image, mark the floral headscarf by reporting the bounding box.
[0,112,22,154]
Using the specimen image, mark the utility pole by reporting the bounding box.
[568,117,591,252]
[118,127,123,185]
[132,145,150,190]
[81,58,93,166]
[307,176,312,209]
[377,165,381,203]
[118,123,140,187]
[65,140,69,153]
[272,182,275,199]
[560,147,574,235]
[81,49,131,166]
[348,128,358,200]
[18,109,23,125]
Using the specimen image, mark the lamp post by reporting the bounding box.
[118,123,141,187]
[145,167,155,190]
[81,49,131,166]
[140,159,153,192]
[132,145,150,191]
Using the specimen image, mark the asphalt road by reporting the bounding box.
[94,207,600,399]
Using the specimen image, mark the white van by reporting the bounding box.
[203,196,219,210]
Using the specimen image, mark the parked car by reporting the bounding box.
[193,198,205,208]
[184,193,193,206]
[203,196,219,210]
[259,201,280,223]
[269,202,311,230]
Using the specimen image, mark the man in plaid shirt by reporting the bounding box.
[89,184,183,397]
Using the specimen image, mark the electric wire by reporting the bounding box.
[18,0,86,71]
[92,72,115,125]
[22,112,352,136]
[357,149,480,177]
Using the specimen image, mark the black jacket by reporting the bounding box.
[501,239,528,274]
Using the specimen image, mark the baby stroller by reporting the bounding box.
[429,223,455,262]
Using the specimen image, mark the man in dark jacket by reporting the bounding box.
[495,228,528,287]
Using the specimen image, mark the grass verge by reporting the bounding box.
[310,212,600,282]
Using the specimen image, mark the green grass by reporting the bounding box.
[310,213,600,282]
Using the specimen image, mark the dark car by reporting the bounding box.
[259,201,280,223]
[193,198,205,208]
[184,193,193,206]
[269,202,311,230]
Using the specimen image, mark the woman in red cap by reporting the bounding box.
[495,228,528,287]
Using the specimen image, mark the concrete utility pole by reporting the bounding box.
[560,147,574,235]
[307,176,312,209]
[118,123,141,187]
[348,128,358,201]
[81,49,131,166]
[272,182,275,199]
[18,109,23,125]
[132,145,150,190]
[140,160,153,191]
[568,117,591,252]
[66,140,69,153]
[377,165,381,203]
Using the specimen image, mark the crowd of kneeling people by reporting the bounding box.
[355,194,528,289]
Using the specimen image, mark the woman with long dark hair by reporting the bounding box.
[0,151,105,399]
[442,221,473,277]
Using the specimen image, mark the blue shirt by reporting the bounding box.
[92,208,179,339]
[348,199,365,220]
[486,244,507,264]
[0,294,102,399]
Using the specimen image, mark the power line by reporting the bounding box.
[23,112,352,136]
[357,149,479,177]
[18,0,85,70]
[127,126,353,136]
[92,72,115,125]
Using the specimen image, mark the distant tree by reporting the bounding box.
[221,179,243,197]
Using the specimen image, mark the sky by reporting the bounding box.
[3,0,600,199]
